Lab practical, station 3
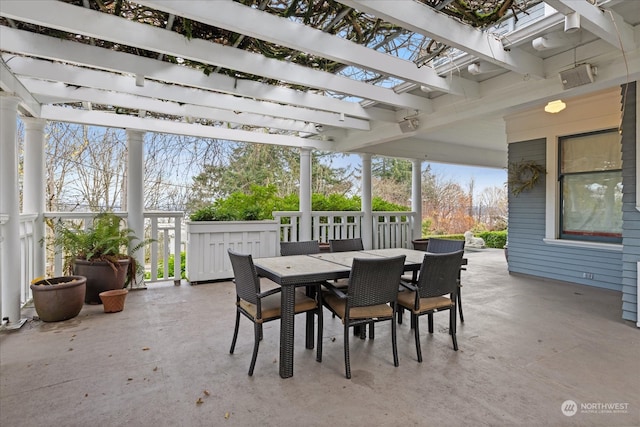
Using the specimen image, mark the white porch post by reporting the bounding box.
[23,118,47,280]
[299,147,312,241]
[361,153,373,249]
[0,96,26,328]
[126,129,145,285]
[411,159,423,240]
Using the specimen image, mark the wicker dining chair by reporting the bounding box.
[322,255,406,379]
[397,250,464,362]
[328,237,364,289]
[227,249,323,376]
[280,240,320,256]
[328,237,364,253]
[327,238,367,332]
[426,238,466,322]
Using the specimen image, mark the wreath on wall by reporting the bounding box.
[508,160,547,196]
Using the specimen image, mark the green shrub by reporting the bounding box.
[476,230,507,249]
[424,230,507,249]
[190,185,409,221]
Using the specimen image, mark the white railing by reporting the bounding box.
[19,214,38,306]
[273,211,415,248]
[273,211,363,243]
[43,211,184,286]
[144,212,184,284]
[13,210,413,295]
[372,211,415,249]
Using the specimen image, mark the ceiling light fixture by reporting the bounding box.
[544,100,566,114]
[564,12,580,33]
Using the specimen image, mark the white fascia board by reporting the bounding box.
[361,138,508,169]
[0,27,373,120]
[0,0,432,111]
[137,0,477,96]
[7,56,370,130]
[338,0,544,79]
[20,78,321,133]
[0,59,40,117]
[544,0,636,52]
[40,105,334,151]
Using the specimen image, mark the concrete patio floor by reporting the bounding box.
[1,249,638,427]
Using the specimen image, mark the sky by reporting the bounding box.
[427,162,507,195]
[335,154,507,197]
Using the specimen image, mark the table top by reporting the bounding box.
[254,248,431,285]
[253,254,350,286]
[308,250,383,267]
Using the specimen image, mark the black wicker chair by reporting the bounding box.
[280,240,320,256]
[227,249,323,376]
[322,255,406,379]
[397,250,464,362]
[426,238,466,322]
[329,237,364,252]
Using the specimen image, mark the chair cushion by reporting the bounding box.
[396,291,453,314]
[323,291,393,322]
[239,290,317,323]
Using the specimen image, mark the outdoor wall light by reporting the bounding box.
[544,100,566,113]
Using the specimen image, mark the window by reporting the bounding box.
[559,129,622,243]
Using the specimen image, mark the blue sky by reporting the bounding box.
[335,154,507,197]
[428,162,507,195]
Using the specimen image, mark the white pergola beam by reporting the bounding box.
[0,0,432,111]
[137,0,478,97]
[0,59,40,117]
[20,78,323,134]
[0,26,383,120]
[337,0,545,79]
[543,0,636,53]
[7,56,370,131]
[40,105,334,151]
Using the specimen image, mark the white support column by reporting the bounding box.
[23,118,47,280]
[126,129,145,286]
[411,159,423,240]
[0,96,26,328]
[361,153,373,249]
[299,147,312,241]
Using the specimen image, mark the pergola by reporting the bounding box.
[1,0,639,325]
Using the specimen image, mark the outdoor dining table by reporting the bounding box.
[252,248,429,378]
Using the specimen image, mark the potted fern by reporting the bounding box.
[51,212,152,305]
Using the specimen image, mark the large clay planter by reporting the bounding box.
[73,258,130,304]
[412,238,429,251]
[30,276,86,322]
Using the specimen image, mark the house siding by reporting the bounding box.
[508,139,624,291]
[621,82,638,323]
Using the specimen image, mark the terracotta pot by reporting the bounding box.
[99,289,128,313]
[73,258,130,304]
[30,276,86,322]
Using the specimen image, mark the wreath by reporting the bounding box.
[508,160,546,196]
